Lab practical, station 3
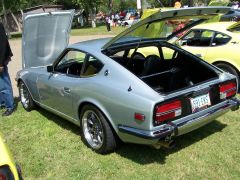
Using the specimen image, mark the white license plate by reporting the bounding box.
[190,93,211,113]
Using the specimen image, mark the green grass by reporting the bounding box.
[9,25,125,39]
[70,25,125,36]
[9,32,22,39]
[0,99,240,180]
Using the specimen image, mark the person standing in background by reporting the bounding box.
[105,15,111,32]
[0,22,15,116]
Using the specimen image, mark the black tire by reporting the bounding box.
[18,81,36,111]
[80,105,117,154]
[215,63,240,84]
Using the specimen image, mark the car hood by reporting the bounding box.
[103,7,230,50]
[22,10,74,69]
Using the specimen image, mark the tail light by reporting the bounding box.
[219,81,237,100]
[154,100,182,125]
[0,165,14,180]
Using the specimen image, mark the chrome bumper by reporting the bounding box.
[118,98,240,140]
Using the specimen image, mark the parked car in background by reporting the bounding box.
[119,12,140,27]
[119,18,140,27]
[176,21,240,83]
[0,134,22,180]
[16,8,240,154]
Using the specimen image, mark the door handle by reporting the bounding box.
[63,87,71,94]
[196,54,202,58]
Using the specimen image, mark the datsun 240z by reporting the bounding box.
[16,7,240,154]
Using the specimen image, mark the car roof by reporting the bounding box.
[192,22,236,33]
[68,38,111,54]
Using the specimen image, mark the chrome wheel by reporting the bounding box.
[19,83,30,109]
[19,81,35,111]
[82,110,104,149]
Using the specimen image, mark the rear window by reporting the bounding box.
[113,17,205,45]
[212,33,231,46]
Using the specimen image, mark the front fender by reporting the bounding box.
[16,69,40,102]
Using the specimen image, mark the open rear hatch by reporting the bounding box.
[103,7,230,50]
[105,7,231,93]
[104,7,239,123]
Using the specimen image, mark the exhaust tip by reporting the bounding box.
[153,140,175,149]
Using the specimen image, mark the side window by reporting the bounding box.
[181,30,201,46]
[55,50,86,76]
[181,30,214,47]
[81,55,104,77]
[182,30,196,40]
[162,47,176,60]
[212,33,231,46]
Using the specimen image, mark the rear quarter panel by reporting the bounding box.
[73,55,164,132]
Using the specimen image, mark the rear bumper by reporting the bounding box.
[118,98,240,141]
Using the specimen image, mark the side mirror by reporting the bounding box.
[47,65,54,72]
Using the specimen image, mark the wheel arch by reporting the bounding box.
[17,78,38,103]
[78,101,119,136]
[212,60,240,76]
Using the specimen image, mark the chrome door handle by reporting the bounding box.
[196,54,202,58]
[63,87,71,93]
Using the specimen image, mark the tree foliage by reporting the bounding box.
[1,0,54,12]
[0,0,237,15]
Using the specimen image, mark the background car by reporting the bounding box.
[16,8,240,154]
[119,12,140,27]
[176,21,240,84]
[0,134,22,180]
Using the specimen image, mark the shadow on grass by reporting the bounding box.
[37,108,80,136]
[33,107,226,164]
[116,120,226,164]
[14,96,20,110]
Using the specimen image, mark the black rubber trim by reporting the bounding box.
[118,125,173,140]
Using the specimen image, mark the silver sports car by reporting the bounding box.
[16,7,240,154]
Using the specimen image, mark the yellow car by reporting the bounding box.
[131,21,240,84]
[0,134,22,180]
[176,21,240,82]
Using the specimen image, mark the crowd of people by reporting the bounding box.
[102,10,140,31]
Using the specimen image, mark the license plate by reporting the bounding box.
[190,93,211,113]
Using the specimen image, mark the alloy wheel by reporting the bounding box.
[82,110,104,149]
[19,83,30,109]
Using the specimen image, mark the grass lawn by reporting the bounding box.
[0,98,240,179]
[10,25,125,39]
[71,25,125,36]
